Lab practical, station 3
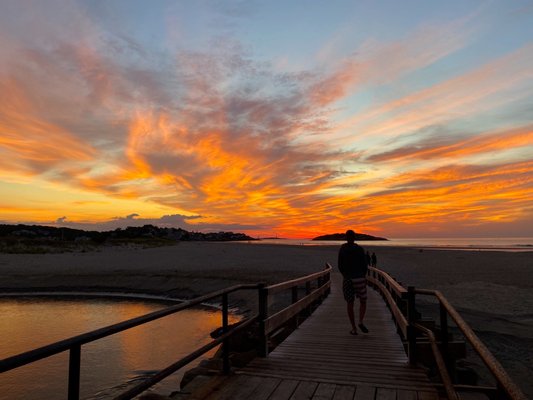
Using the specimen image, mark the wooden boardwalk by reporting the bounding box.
[196,272,439,400]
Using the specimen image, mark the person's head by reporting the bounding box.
[345,229,356,243]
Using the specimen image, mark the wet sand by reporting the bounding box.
[0,242,531,396]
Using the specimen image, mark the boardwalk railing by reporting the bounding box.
[367,266,527,400]
[0,265,332,400]
[259,263,332,356]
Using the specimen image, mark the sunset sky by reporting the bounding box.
[1,0,532,238]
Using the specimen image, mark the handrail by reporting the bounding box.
[264,283,330,335]
[258,263,332,356]
[0,283,259,373]
[368,266,407,298]
[0,264,332,400]
[413,323,459,400]
[366,267,409,337]
[113,315,259,400]
[367,266,526,400]
[415,289,527,400]
[266,264,332,294]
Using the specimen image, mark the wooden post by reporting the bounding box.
[325,269,331,296]
[68,344,81,400]
[305,281,312,316]
[407,286,417,365]
[292,286,299,328]
[291,286,298,304]
[222,293,230,374]
[258,283,268,357]
[439,301,456,381]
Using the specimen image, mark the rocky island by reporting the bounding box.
[312,232,388,241]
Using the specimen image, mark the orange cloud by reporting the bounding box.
[369,125,533,162]
[0,78,96,176]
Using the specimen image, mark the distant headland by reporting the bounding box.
[0,224,255,253]
[312,232,388,241]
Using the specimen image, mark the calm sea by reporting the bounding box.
[249,237,533,251]
[0,297,238,400]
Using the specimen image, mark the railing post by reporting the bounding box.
[258,283,269,357]
[222,292,230,374]
[291,286,298,303]
[324,265,331,296]
[292,285,299,328]
[68,345,81,400]
[439,300,459,383]
[407,286,417,365]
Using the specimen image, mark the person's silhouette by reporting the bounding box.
[338,230,369,335]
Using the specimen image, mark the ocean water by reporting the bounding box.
[250,237,533,251]
[0,297,238,400]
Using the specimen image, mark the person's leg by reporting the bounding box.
[347,300,357,333]
[343,278,357,334]
[359,299,367,324]
[354,279,369,333]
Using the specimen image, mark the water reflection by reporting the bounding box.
[0,297,239,399]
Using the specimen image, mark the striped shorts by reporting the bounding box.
[342,278,367,302]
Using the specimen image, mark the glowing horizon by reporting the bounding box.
[1,1,532,239]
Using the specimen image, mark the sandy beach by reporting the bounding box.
[0,242,532,396]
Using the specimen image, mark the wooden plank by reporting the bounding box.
[290,381,319,400]
[312,383,337,400]
[397,390,417,400]
[240,366,431,386]
[243,360,429,379]
[246,376,281,400]
[269,379,300,400]
[243,363,429,382]
[376,387,396,400]
[332,385,356,400]
[260,355,425,374]
[237,371,436,391]
[416,391,439,400]
[354,385,376,400]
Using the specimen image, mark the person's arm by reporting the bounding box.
[338,246,346,277]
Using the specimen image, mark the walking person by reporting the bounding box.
[338,229,369,335]
[371,252,377,267]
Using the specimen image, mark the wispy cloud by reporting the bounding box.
[309,17,474,106]
[334,43,533,144]
[368,125,533,162]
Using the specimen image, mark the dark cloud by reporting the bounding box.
[44,213,266,233]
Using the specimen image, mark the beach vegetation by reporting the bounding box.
[0,224,255,253]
